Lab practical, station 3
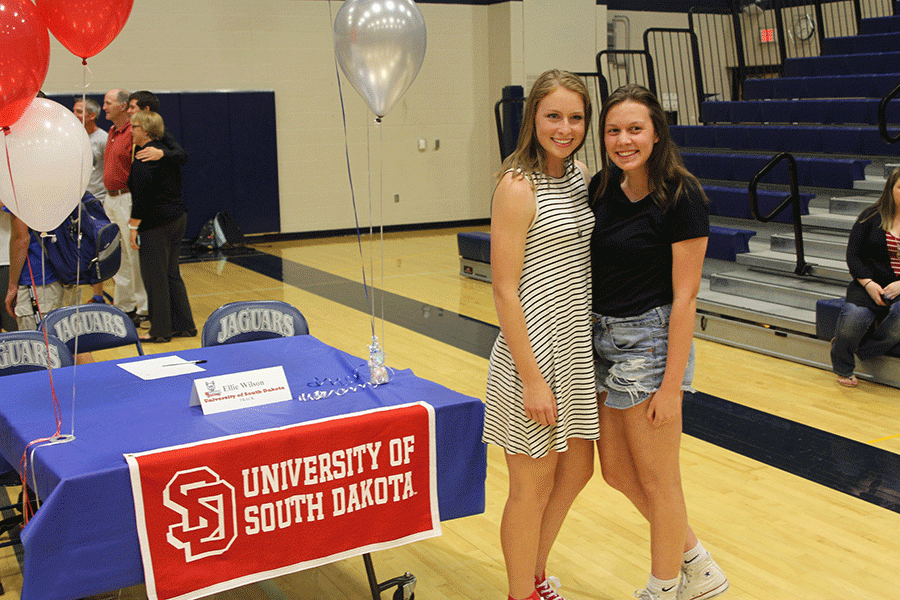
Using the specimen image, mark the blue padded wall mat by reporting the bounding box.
[48,91,280,239]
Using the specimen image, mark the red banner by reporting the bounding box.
[126,402,439,600]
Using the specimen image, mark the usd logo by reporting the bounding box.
[164,467,237,561]
[205,380,221,398]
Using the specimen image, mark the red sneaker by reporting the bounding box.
[508,591,541,600]
[535,574,567,600]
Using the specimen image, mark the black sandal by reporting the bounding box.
[139,335,171,343]
[172,329,197,338]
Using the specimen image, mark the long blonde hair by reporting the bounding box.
[500,70,592,181]
[865,167,900,230]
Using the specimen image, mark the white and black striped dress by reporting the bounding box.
[483,160,599,457]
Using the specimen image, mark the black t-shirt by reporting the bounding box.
[590,167,709,317]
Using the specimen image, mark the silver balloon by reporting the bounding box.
[333,0,426,118]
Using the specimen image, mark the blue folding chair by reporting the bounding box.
[201,300,309,347]
[0,329,75,375]
[40,304,144,357]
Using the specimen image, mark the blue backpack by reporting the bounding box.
[41,193,122,285]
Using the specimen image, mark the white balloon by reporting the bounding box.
[334,0,426,118]
[0,98,91,232]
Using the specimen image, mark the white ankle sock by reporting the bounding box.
[683,540,706,565]
[647,574,679,599]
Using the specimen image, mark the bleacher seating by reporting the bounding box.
[675,8,900,385]
[700,98,900,126]
[743,73,900,101]
[681,152,869,189]
[815,297,845,341]
[704,185,812,224]
[458,231,491,282]
[784,51,900,77]
[707,226,756,262]
[672,125,900,156]
[821,30,900,54]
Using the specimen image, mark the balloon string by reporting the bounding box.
[377,119,385,349]
[3,133,22,216]
[367,120,375,338]
[18,255,66,523]
[327,0,374,338]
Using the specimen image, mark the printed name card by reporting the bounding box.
[190,366,291,415]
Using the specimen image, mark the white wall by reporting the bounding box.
[41,1,613,234]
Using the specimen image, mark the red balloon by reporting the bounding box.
[36,0,134,61]
[0,0,51,128]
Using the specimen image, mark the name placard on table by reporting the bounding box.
[189,366,292,414]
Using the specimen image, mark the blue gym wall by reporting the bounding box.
[51,91,280,241]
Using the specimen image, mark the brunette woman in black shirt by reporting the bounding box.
[589,85,727,600]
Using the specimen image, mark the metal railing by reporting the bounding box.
[573,72,606,173]
[644,28,706,126]
[879,81,900,144]
[596,49,656,100]
[748,152,812,276]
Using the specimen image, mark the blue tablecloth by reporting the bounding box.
[0,335,486,600]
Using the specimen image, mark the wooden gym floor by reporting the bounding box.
[1,226,898,600]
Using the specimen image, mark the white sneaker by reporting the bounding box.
[634,590,660,600]
[677,551,729,600]
[535,575,567,600]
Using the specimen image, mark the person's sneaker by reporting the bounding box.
[534,574,567,600]
[634,590,660,600]
[87,295,105,304]
[677,551,728,600]
[508,591,541,600]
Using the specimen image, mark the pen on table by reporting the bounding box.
[162,360,207,367]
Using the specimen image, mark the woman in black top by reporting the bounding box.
[127,111,195,343]
[590,85,726,600]
[831,167,900,386]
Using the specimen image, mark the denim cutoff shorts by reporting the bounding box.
[592,304,695,409]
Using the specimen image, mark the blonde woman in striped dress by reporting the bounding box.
[484,70,599,600]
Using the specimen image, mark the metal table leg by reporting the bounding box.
[362,552,416,600]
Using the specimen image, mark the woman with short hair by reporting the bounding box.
[127,111,195,343]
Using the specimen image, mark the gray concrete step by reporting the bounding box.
[697,280,817,335]
[801,208,857,231]
[769,230,849,261]
[854,174,887,191]
[735,250,850,283]
[708,270,846,310]
[828,195,877,216]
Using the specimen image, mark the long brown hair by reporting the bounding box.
[500,70,592,181]
[865,167,900,231]
[594,84,706,210]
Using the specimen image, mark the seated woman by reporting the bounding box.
[831,167,900,386]
[127,111,196,343]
